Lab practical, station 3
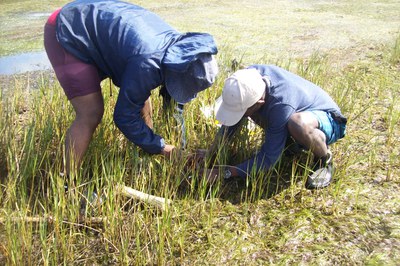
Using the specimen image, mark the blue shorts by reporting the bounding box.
[308,110,347,145]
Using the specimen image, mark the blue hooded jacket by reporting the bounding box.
[56,0,217,154]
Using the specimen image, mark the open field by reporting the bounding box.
[1,0,399,265]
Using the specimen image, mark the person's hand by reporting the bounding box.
[160,144,176,159]
[186,149,208,169]
[193,149,208,160]
[200,167,221,184]
[198,166,236,184]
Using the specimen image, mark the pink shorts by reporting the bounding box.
[44,9,102,100]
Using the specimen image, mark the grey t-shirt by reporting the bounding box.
[221,64,343,177]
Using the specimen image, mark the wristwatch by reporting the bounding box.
[224,168,232,179]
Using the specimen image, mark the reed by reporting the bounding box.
[1,35,399,264]
[1,0,399,263]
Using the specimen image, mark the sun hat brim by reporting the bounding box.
[214,68,266,126]
[165,54,218,104]
[215,96,247,126]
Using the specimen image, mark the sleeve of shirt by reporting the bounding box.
[235,104,294,178]
[113,60,165,154]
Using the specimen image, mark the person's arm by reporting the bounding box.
[114,61,168,154]
[199,119,248,182]
[160,86,187,149]
[205,118,245,158]
[233,105,294,178]
[233,128,288,178]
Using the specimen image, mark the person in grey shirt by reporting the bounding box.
[204,65,347,189]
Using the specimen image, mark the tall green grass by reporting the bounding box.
[0,34,399,264]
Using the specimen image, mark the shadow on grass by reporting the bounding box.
[176,153,310,206]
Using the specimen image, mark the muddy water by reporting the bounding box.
[0,51,51,75]
[0,11,53,75]
[27,12,51,18]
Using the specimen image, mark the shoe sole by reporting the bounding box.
[306,164,333,190]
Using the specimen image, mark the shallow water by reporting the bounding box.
[0,51,51,75]
[27,12,51,18]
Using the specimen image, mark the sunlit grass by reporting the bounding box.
[1,0,400,261]
[0,33,399,264]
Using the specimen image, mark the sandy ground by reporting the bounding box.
[1,0,399,63]
[142,0,400,65]
[1,0,398,91]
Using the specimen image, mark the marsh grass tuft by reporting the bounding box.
[1,27,400,266]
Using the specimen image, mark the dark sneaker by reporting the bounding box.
[306,150,333,189]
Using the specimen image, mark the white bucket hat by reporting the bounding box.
[215,68,265,126]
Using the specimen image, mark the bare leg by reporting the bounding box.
[289,112,334,189]
[65,92,104,175]
[141,98,153,129]
[287,112,328,158]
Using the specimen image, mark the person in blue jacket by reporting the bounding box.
[44,0,218,178]
[205,65,346,189]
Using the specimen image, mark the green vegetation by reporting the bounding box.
[0,0,399,265]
